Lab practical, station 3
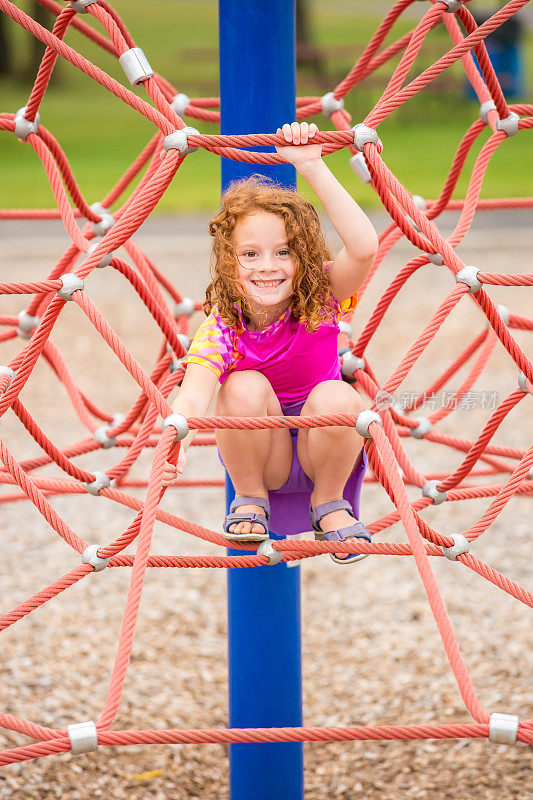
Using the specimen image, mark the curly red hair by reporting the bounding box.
[204,176,335,331]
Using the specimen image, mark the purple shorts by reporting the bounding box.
[219,396,367,537]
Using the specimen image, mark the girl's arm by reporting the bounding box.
[162,362,219,484]
[276,121,378,303]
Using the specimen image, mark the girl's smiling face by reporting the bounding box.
[233,210,296,317]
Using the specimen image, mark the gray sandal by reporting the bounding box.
[223,495,270,542]
[310,499,371,564]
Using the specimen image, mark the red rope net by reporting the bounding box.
[0,0,532,766]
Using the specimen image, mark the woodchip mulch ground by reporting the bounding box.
[0,210,531,799]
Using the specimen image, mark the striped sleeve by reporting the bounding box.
[184,312,234,379]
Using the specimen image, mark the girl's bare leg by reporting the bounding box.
[215,370,293,536]
[297,380,366,557]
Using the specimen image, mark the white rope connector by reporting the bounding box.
[85,471,111,496]
[87,242,113,268]
[174,297,196,317]
[480,100,497,124]
[320,92,344,116]
[257,539,283,565]
[456,265,482,293]
[119,47,154,86]
[488,712,519,745]
[17,310,40,339]
[409,417,433,439]
[67,720,98,754]
[518,372,532,395]
[349,153,371,184]
[70,0,97,12]
[89,201,115,236]
[427,252,444,265]
[352,123,379,153]
[340,351,365,377]
[170,93,190,118]
[355,409,382,439]
[496,304,510,326]
[0,366,16,391]
[82,544,109,572]
[57,273,84,301]
[442,0,463,11]
[496,112,519,138]
[14,107,40,140]
[441,533,470,560]
[162,413,189,441]
[338,320,353,338]
[422,480,447,505]
[163,126,200,156]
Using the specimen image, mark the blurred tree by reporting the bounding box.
[296,0,328,87]
[0,12,13,75]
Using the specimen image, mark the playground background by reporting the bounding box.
[1,1,532,798]
[1,1,533,209]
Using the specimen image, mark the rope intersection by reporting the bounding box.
[0,0,532,765]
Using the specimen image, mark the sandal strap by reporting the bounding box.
[309,498,354,532]
[223,510,269,535]
[315,521,371,544]
[229,496,270,519]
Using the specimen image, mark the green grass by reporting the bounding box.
[1,1,532,211]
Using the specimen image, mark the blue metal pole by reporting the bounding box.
[219,2,304,799]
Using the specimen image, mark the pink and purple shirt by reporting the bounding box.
[185,276,358,405]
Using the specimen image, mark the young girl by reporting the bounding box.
[163,121,378,563]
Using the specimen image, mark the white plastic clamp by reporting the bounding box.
[338,320,353,338]
[340,351,365,377]
[0,366,16,390]
[174,297,196,317]
[67,720,98,754]
[70,0,97,12]
[177,333,191,351]
[119,47,154,86]
[518,372,532,394]
[496,112,519,138]
[87,242,113,268]
[85,470,111,496]
[93,426,116,448]
[17,310,40,338]
[488,712,519,745]
[441,533,470,560]
[495,304,510,326]
[412,194,427,212]
[355,409,383,439]
[352,123,379,153]
[170,356,186,374]
[409,417,433,439]
[257,538,283,565]
[89,202,115,236]
[14,107,40,140]
[427,252,444,265]
[82,544,109,572]
[162,413,189,441]
[479,99,496,124]
[320,91,344,116]
[422,479,447,505]
[349,152,371,184]
[170,93,190,118]
[441,0,463,11]
[57,273,84,301]
[163,126,200,156]
[456,265,482,293]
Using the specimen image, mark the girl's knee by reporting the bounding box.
[217,370,275,413]
[304,381,365,415]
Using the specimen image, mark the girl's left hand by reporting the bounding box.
[276,122,322,169]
